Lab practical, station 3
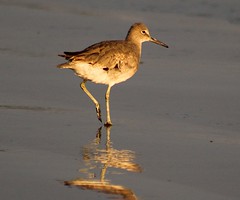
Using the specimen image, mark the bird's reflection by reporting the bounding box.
[64,126,142,200]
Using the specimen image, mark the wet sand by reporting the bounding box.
[1,0,240,199]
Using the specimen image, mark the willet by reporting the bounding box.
[57,22,168,126]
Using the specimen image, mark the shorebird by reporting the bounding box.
[57,22,168,126]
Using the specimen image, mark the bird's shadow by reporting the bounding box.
[64,126,142,200]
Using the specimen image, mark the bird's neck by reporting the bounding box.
[126,34,141,46]
[126,37,142,56]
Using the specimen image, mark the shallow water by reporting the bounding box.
[1,0,240,199]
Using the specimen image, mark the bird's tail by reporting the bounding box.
[57,62,71,69]
[57,54,72,69]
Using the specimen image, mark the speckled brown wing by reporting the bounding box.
[60,40,137,70]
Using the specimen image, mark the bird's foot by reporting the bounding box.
[96,106,102,122]
[104,121,112,127]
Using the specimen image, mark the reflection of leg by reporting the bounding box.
[80,80,102,122]
[104,85,112,126]
[100,165,107,182]
[95,126,102,144]
[101,126,111,182]
[105,126,111,150]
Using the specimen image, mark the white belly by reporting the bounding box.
[73,62,138,86]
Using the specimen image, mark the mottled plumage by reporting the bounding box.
[57,22,168,126]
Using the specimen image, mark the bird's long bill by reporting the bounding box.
[151,37,169,48]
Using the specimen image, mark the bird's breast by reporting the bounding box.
[72,61,138,86]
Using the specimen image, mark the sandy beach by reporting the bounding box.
[1,0,240,199]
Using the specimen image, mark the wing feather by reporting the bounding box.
[58,40,139,70]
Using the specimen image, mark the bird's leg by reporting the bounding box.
[104,85,112,126]
[80,80,102,122]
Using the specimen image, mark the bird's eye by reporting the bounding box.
[141,30,146,35]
